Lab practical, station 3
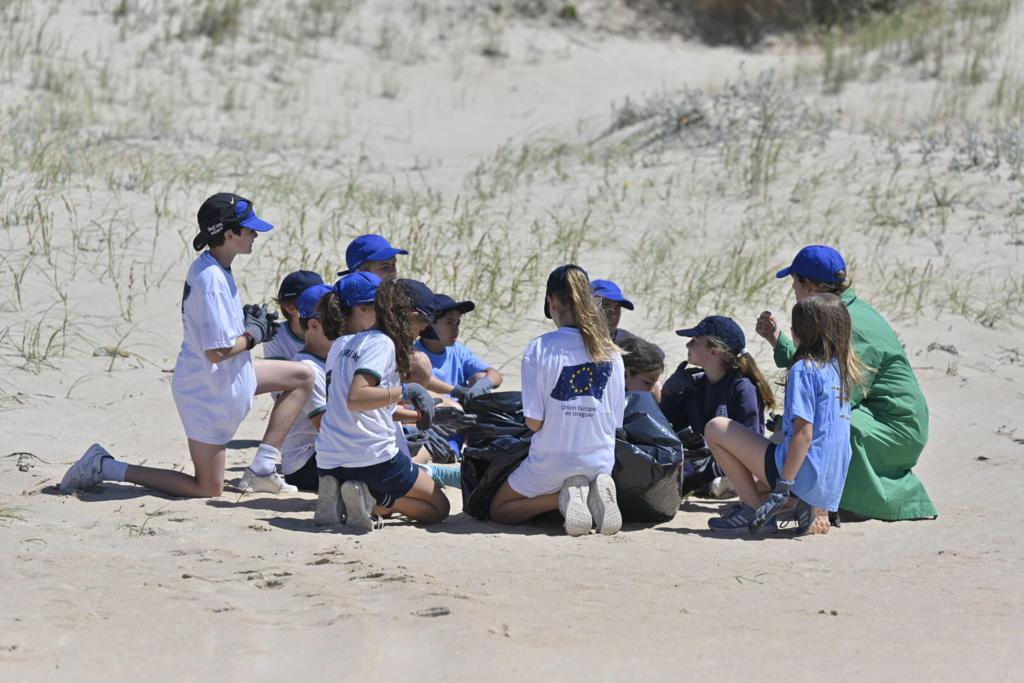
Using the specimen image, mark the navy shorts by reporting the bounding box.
[284,453,320,493]
[319,451,420,508]
[764,442,779,488]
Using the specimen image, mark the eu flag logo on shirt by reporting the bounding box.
[550,362,613,401]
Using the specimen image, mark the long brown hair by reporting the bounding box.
[315,291,346,341]
[551,268,620,362]
[706,336,776,411]
[789,292,865,403]
[373,280,415,378]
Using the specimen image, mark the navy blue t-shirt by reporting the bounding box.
[658,369,764,437]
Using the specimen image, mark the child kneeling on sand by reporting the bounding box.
[489,265,626,536]
[314,277,450,531]
[704,294,862,535]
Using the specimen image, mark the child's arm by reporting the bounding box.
[779,417,812,480]
[347,372,402,411]
[205,336,251,364]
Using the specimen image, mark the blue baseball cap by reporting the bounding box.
[591,279,634,310]
[675,315,746,354]
[338,234,409,275]
[194,193,273,251]
[277,270,324,301]
[433,294,475,317]
[544,264,588,319]
[296,284,333,320]
[334,272,381,307]
[776,245,847,284]
[397,279,440,341]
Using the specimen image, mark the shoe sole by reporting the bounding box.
[313,476,341,526]
[559,476,592,537]
[588,474,622,536]
[341,481,374,532]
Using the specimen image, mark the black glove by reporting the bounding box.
[402,383,434,430]
[451,377,494,403]
[750,478,794,532]
[243,303,276,347]
[661,362,701,396]
[432,407,479,437]
[424,427,458,464]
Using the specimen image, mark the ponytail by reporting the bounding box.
[316,291,347,341]
[707,336,776,412]
[557,268,620,362]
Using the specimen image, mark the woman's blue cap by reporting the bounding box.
[296,284,333,320]
[334,272,381,307]
[338,234,409,275]
[675,315,746,353]
[776,245,847,284]
[591,279,635,310]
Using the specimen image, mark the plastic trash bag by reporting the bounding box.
[460,391,531,447]
[612,392,685,523]
[460,435,532,520]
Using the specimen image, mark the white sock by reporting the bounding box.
[248,443,281,477]
[100,457,128,482]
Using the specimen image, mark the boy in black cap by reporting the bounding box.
[265,270,325,361]
[60,193,314,498]
[416,293,503,402]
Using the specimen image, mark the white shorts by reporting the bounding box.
[506,452,613,499]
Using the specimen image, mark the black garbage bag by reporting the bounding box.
[612,392,685,523]
[406,426,460,464]
[461,391,531,447]
[460,435,531,520]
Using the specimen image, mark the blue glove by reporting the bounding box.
[402,383,434,430]
[749,478,794,532]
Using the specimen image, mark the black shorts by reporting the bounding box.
[284,453,320,493]
[318,451,420,508]
[763,442,779,488]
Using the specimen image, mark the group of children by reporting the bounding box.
[59,192,864,538]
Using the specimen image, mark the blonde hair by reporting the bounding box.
[551,268,621,363]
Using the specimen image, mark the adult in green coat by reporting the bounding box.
[756,246,936,521]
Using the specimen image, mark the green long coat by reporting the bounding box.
[774,290,937,521]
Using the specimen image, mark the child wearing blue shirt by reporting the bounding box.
[415,294,503,402]
[702,294,863,535]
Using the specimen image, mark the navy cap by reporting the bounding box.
[776,245,847,284]
[591,279,634,310]
[194,193,272,251]
[334,272,381,307]
[544,264,588,319]
[398,279,440,341]
[433,294,475,317]
[675,315,746,354]
[338,234,409,275]
[296,284,333,320]
[277,270,324,301]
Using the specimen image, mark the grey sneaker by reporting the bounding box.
[587,473,622,536]
[59,443,110,493]
[340,480,375,532]
[708,503,777,533]
[558,475,592,537]
[238,469,298,494]
[313,475,345,526]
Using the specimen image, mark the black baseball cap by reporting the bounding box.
[277,270,324,301]
[193,193,273,251]
[675,315,746,354]
[544,264,588,319]
[433,294,475,318]
[396,279,439,340]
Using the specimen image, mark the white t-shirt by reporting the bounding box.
[170,251,256,445]
[316,330,402,469]
[280,351,328,475]
[263,324,304,361]
[510,327,625,495]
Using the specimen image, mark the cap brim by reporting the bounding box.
[619,298,635,311]
[367,247,408,262]
[775,266,793,279]
[675,327,700,337]
[240,212,273,232]
[336,268,353,276]
[439,301,475,315]
[192,233,207,251]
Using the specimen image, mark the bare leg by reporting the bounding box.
[387,468,450,523]
[253,359,313,448]
[124,439,226,498]
[411,446,430,465]
[489,480,559,525]
[704,417,772,509]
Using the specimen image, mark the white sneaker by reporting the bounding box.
[59,443,110,493]
[587,473,622,536]
[313,475,345,526]
[708,476,736,499]
[558,475,592,537]
[340,480,375,532]
[238,469,298,494]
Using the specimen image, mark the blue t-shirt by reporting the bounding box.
[414,340,490,388]
[776,358,852,511]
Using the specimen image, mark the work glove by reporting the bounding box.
[402,383,434,430]
[661,362,701,396]
[749,478,794,532]
[242,303,278,347]
[451,377,494,404]
[433,407,479,437]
